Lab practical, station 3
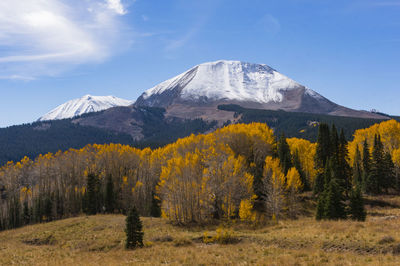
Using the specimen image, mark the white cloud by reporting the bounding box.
[106,0,127,15]
[0,0,130,79]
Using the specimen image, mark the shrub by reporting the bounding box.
[378,236,395,244]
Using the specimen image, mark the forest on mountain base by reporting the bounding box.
[1,120,400,230]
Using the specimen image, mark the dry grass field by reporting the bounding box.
[1,196,400,265]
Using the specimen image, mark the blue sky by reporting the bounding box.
[0,0,399,127]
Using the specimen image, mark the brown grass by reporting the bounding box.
[1,196,400,265]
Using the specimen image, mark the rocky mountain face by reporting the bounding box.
[135,60,384,120]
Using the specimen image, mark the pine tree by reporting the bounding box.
[361,140,371,192]
[352,146,362,186]
[277,133,292,175]
[330,125,339,161]
[125,207,144,249]
[313,172,325,195]
[323,179,346,220]
[382,152,395,193]
[86,173,99,215]
[368,135,384,194]
[315,123,331,169]
[349,186,366,221]
[44,194,53,222]
[105,174,115,213]
[150,191,161,217]
[338,129,351,194]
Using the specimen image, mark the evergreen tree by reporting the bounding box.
[382,152,395,193]
[316,190,327,220]
[313,172,325,195]
[323,179,346,220]
[315,123,331,169]
[368,135,384,194]
[44,194,53,221]
[349,186,366,221]
[125,207,144,249]
[330,125,339,161]
[55,189,64,219]
[150,191,161,217]
[361,140,371,192]
[352,146,363,186]
[8,196,21,228]
[105,174,115,213]
[277,133,292,175]
[86,173,99,215]
[338,129,351,194]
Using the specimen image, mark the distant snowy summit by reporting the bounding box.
[39,95,133,121]
[137,60,319,105]
[135,60,383,119]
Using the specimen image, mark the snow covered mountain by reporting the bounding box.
[135,60,382,119]
[39,95,133,121]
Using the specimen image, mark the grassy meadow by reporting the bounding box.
[0,195,400,265]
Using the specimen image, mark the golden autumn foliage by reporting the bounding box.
[287,138,317,183]
[286,167,303,191]
[349,120,400,166]
[0,123,276,227]
[263,156,285,219]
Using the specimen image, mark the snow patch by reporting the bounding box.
[142,60,317,104]
[39,95,133,121]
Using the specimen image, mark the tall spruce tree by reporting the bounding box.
[150,191,161,217]
[277,133,292,175]
[361,140,371,192]
[349,186,366,221]
[368,135,384,194]
[323,179,346,220]
[315,123,331,169]
[338,129,351,194]
[330,125,339,161]
[125,207,144,249]
[382,152,395,193]
[352,146,363,186]
[316,190,327,220]
[86,173,99,215]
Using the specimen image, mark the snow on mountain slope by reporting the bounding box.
[135,60,385,119]
[39,95,133,121]
[140,60,323,104]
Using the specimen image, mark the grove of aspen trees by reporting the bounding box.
[1,120,400,229]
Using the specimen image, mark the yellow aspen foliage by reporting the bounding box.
[263,156,285,220]
[286,167,303,191]
[239,199,256,222]
[349,120,400,165]
[287,138,317,183]
[285,167,302,218]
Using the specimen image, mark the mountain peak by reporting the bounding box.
[135,60,384,119]
[39,95,133,121]
[136,60,317,107]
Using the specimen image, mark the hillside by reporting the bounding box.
[1,104,396,166]
[1,195,400,265]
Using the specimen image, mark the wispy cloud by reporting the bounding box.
[0,0,131,79]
